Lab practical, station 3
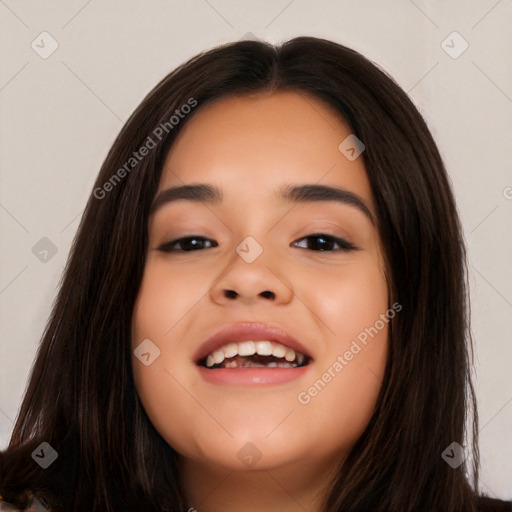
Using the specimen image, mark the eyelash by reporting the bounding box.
[157,233,358,253]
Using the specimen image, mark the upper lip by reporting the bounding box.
[194,322,313,364]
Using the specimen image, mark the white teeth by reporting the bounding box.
[203,340,307,368]
[237,341,256,356]
[271,344,287,358]
[223,343,238,358]
[212,350,225,364]
[254,341,272,356]
[284,349,296,362]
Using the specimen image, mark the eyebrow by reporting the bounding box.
[150,183,375,224]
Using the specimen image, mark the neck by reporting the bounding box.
[179,454,342,512]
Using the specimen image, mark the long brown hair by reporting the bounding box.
[0,36,507,512]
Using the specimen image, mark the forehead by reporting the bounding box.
[159,90,373,209]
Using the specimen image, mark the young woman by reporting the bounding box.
[0,36,510,512]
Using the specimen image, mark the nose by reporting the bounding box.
[209,243,294,306]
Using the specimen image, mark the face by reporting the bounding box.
[131,91,389,474]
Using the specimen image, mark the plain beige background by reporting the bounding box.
[0,0,511,499]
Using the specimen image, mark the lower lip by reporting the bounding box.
[197,364,311,386]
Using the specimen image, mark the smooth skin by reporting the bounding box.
[131,91,389,512]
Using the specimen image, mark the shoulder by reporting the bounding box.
[477,496,512,512]
[0,494,52,511]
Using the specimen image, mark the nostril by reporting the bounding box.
[260,290,275,299]
[224,290,238,299]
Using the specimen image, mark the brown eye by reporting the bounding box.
[158,236,218,252]
[293,233,357,252]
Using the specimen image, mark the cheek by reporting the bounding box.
[292,256,389,451]
[297,253,389,341]
[131,265,206,454]
[296,323,388,458]
[132,261,209,342]
[296,345,387,458]
[131,358,202,457]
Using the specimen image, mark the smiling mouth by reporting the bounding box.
[197,340,311,369]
